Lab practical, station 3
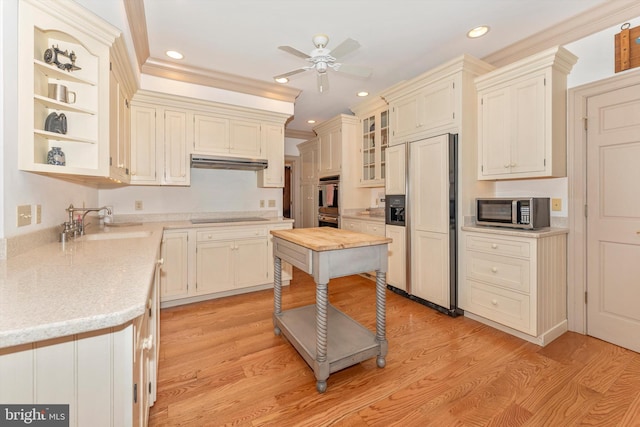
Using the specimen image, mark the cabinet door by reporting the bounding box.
[386,225,406,291]
[235,238,268,288]
[389,95,419,144]
[479,87,511,178]
[109,71,130,183]
[229,119,263,157]
[300,182,317,228]
[510,75,546,175]
[361,114,377,184]
[300,142,317,181]
[196,241,235,294]
[193,113,229,154]
[163,109,190,186]
[365,222,385,237]
[410,135,449,233]
[160,231,189,301]
[130,104,159,184]
[385,144,406,195]
[412,230,449,308]
[258,124,284,187]
[419,78,455,132]
[318,128,341,176]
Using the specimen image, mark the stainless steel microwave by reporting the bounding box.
[476,198,550,229]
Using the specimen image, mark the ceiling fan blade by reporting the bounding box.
[317,73,329,94]
[274,68,308,80]
[330,38,360,59]
[278,45,310,59]
[335,63,373,78]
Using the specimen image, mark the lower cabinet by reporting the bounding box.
[460,229,567,346]
[0,257,161,427]
[160,223,293,306]
[385,224,406,292]
[341,217,386,278]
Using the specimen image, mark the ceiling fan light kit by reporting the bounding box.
[275,33,372,93]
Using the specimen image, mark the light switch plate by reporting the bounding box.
[36,205,42,224]
[135,200,143,211]
[17,205,32,227]
[551,198,562,211]
[268,199,276,208]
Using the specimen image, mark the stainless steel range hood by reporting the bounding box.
[190,154,268,171]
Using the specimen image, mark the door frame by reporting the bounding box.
[567,68,640,334]
[285,155,300,227]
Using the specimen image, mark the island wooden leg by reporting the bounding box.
[375,270,388,368]
[314,281,329,393]
[273,256,282,336]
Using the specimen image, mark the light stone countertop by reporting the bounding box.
[0,217,293,349]
[461,224,569,238]
[341,213,385,223]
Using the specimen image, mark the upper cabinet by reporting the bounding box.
[130,90,290,187]
[18,0,131,183]
[351,97,389,187]
[475,46,577,180]
[383,55,494,146]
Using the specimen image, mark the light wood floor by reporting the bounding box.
[149,269,640,426]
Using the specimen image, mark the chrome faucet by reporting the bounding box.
[61,204,113,240]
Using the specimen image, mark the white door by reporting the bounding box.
[587,83,640,353]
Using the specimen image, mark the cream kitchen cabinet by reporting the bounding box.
[109,63,131,183]
[341,217,385,236]
[385,224,406,292]
[460,228,568,346]
[193,114,263,158]
[298,138,319,228]
[159,230,189,302]
[17,0,135,184]
[267,223,293,282]
[351,97,389,187]
[195,226,269,295]
[129,96,191,186]
[385,144,406,195]
[257,124,285,187]
[475,46,577,180]
[314,114,360,178]
[0,260,161,427]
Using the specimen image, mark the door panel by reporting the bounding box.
[587,83,640,352]
[410,134,448,233]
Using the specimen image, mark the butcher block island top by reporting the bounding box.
[269,227,391,251]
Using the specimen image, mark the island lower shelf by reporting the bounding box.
[275,304,380,374]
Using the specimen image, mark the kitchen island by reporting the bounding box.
[270,227,392,392]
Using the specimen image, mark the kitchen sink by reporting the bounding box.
[78,230,153,241]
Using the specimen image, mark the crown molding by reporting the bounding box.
[483,0,640,67]
[123,0,149,69]
[285,129,316,140]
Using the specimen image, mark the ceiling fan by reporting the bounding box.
[275,34,372,93]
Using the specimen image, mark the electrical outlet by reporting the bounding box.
[268,199,276,208]
[36,205,42,224]
[17,205,32,227]
[260,200,265,208]
[135,200,143,211]
[551,198,562,212]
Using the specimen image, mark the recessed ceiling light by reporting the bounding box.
[467,26,490,38]
[275,77,289,84]
[357,91,369,97]
[166,50,184,60]
[307,119,316,124]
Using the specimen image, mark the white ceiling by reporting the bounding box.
[79,0,609,134]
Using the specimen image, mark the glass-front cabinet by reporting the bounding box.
[352,97,389,187]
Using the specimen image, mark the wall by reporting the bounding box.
[493,15,640,216]
[1,0,98,241]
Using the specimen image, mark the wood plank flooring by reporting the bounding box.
[149,269,640,426]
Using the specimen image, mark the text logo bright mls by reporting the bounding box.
[0,405,68,426]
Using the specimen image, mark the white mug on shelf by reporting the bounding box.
[48,83,76,104]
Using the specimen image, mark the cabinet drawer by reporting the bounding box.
[197,227,267,242]
[341,220,362,232]
[466,251,530,293]
[465,279,532,334]
[466,234,530,258]
[365,222,385,237]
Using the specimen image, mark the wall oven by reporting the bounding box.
[318,175,339,228]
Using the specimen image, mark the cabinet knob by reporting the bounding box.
[142,335,153,350]
[208,234,212,239]
[491,243,498,249]
[491,299,498,306]
[510,163,516,167]
[157,258,164,265]
[504,164,510,169]
[491,267,498,273]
